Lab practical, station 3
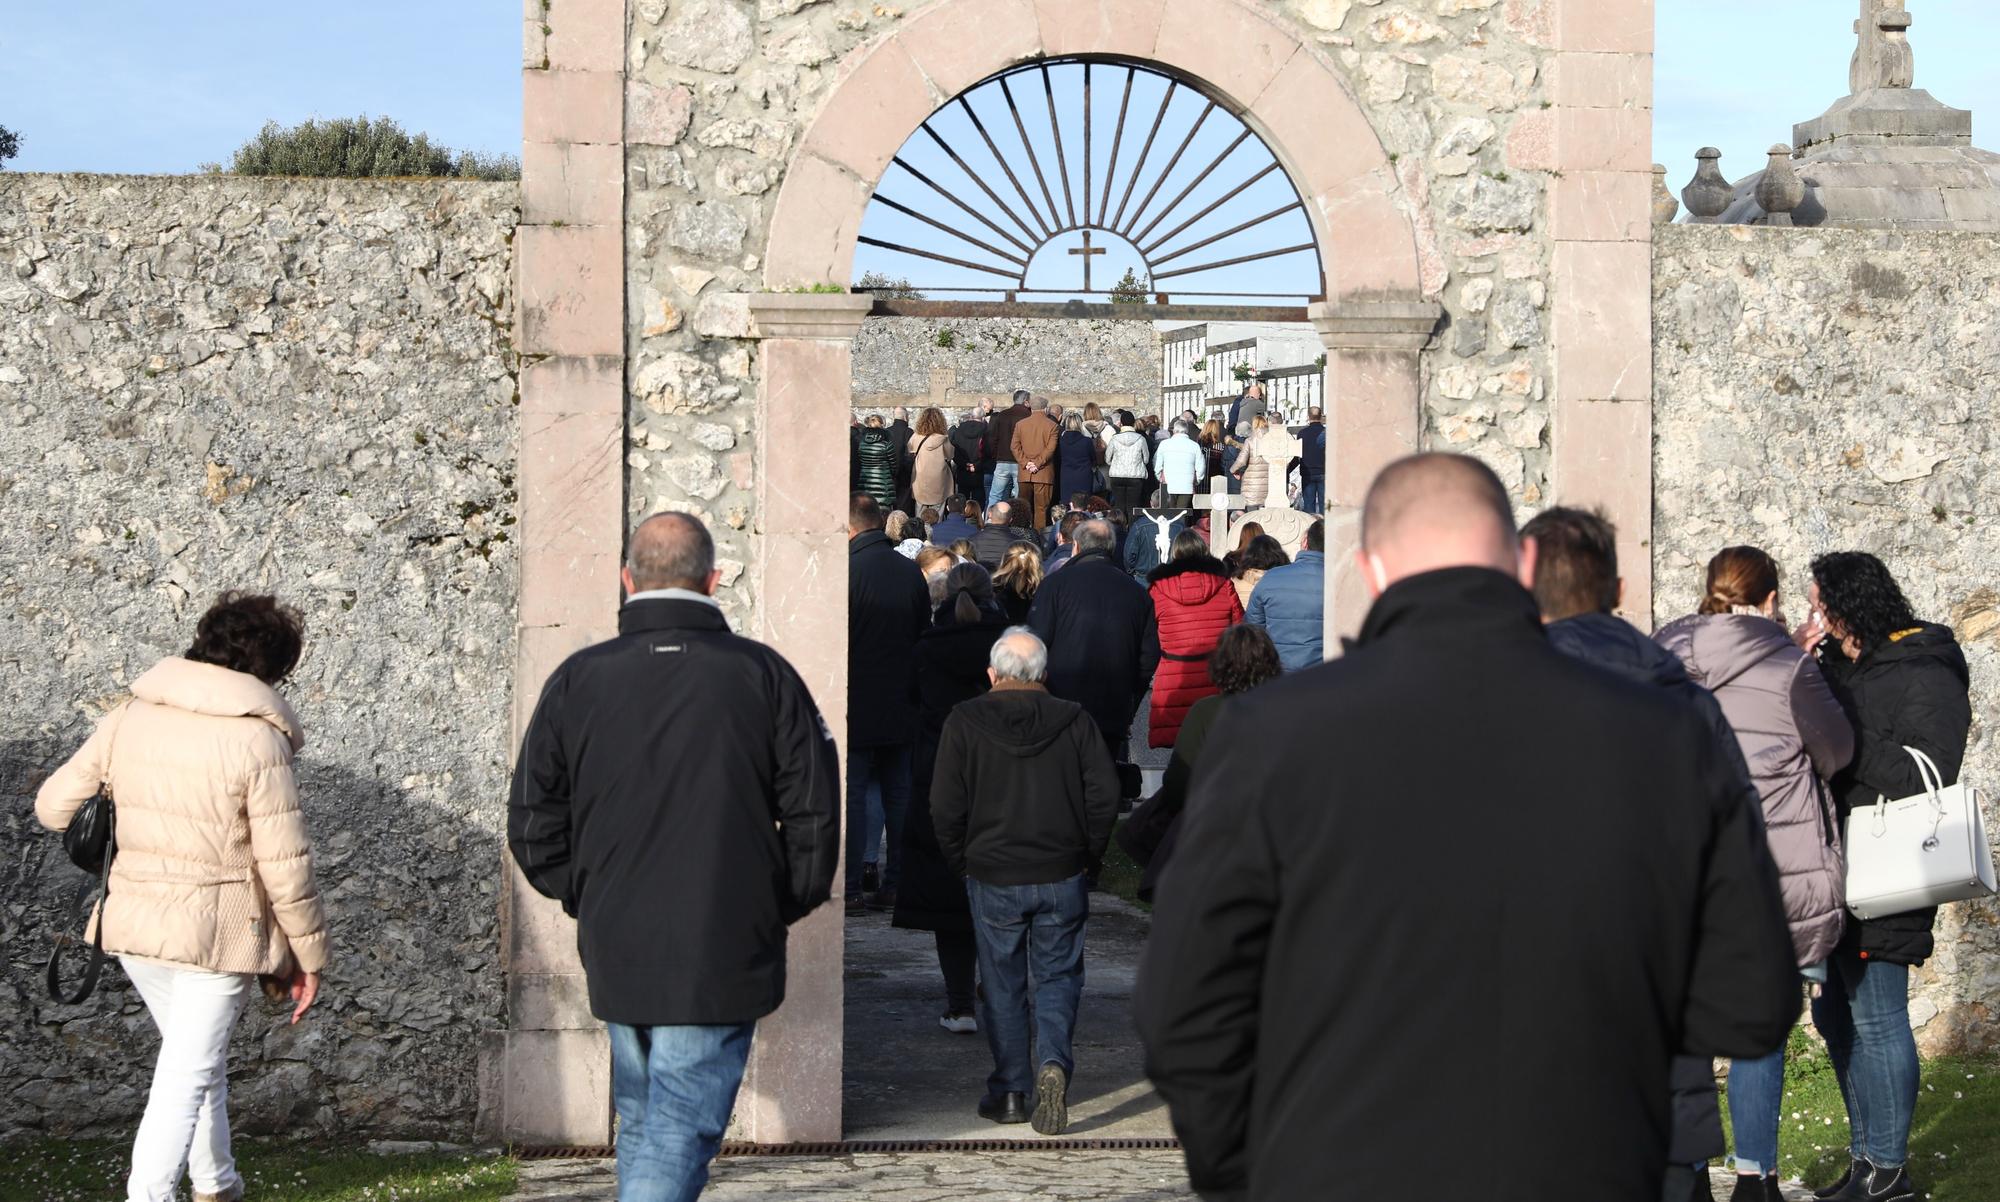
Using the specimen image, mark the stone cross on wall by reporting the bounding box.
[1852,0,1915,93]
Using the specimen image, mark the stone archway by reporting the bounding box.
[741,0,1440,1142]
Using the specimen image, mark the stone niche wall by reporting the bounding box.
[1654,223,2000,1053]
[851,316,1159,412]
[623,0,1573,629]
[0,175,520,1137]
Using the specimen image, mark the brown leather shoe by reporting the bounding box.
[193,1185,244,1202]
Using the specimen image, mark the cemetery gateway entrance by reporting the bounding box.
[742,11,1436,1143]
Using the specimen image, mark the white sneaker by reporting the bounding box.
[939,1012,978,1034]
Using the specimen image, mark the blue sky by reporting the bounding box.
[3,1,1996,271]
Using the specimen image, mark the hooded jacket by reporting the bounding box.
[1656,613,1854,967]
[1147,556,1244,748]
[929,681,1121,886]
[1135,569,1797,1202]
[1819,622,1972,965]
[36,658,330,976]
[1107,429,1152,479]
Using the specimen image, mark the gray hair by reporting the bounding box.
[989,626,1048,682]
[1031,395,1050,412]
[626,512,716,592]
[986,500,1013,527]
[1013,389,1032,407]
[1072,519,1115,556]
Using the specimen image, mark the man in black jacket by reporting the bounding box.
[950,404,988,503]
[1135,454,1798,1202]
[968,499,1030,570]
[887,405,914,511]
[509,512,838,1202]
[986,389,1032,507]
[1523,505,1751,1202]
[932,627,1120,1136]
[1027,519,1160,760]
[848,493,932,911]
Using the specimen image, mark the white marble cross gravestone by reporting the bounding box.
[1199,475,1250,558]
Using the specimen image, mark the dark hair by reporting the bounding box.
[1059,510,1085,541]
[1304,519,1324,553]
[1234,521,1266,554]
[849,492,885,532]
[1237,534,1291,575]
[1520,506,1620,621]
[187,592,306,685]
[1811,551,1919,652]
[1209,625,1282,696]
[903,518,927,543]
[1698,546,1780,616]
[1169,528,1208,562]
[941,561,995,625]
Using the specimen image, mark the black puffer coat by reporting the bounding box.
[1820,623,1972,966]
[893,606,1011,934]
[854,427,898,511]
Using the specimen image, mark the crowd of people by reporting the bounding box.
[30,427,1975,1202]
[850,385,1328,530]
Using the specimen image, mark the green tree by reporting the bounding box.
[229,117,519,180]
[1108,267,1150,304]
[857,271,925,300]
[0,125,21,169]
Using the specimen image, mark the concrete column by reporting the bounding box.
[490,0,626,1148]
[1548,0,1656,624]
[736,293,874,1143]
[1309,298,1443,651]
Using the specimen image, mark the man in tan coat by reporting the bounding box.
[1010,395,1061,531]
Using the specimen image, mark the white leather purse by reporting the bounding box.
[1844,746,1998,920]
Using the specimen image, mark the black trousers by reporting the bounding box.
[937,928,976,1015]
[1110,476,1149,514]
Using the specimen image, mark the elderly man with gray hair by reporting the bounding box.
[930,626,1120,1136]
[510,511,840,1202]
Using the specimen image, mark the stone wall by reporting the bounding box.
[1653,223,2000,1052]
[0,175,520,1137]
[850,316,1159,413]
[622,0,1572,627]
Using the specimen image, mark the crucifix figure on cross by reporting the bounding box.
[1069,229,1106,292]
[1198,474,1250,558]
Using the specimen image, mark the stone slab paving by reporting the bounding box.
[514,1157,1816,1200]
[843,892,1171,1139]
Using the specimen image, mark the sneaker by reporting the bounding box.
[1030,1063,1069,1136]
[861,864,880,894]
[939,1012,978,1034]
[1728,1175,1782,1202]
[976,1091,1028,1124]
[1820,1163,1915,1202]
[1815,1161,1865,1200]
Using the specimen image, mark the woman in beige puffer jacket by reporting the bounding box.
[37,593,328,1202]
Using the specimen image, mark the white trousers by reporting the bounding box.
[120,956,252,1202]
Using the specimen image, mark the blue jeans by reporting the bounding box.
[1296,478,1324,514]
[1728,1046,1786,1175]
[987,462,1019,507]
[847,744,911,894]
[608,1021,754,1202]
[968,874,1088,1097]
[1812,953,1918,1169]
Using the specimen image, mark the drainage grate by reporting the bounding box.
[515,1138,1182,1160]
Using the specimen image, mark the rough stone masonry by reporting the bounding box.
[0,175,519,1138]
[1653,223,2000,1052]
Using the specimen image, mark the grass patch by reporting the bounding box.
[0,1138,517,1202]
[1097,817,1150,911]
[1717,1026,2000,1199]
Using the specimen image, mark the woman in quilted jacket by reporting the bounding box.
[1145,529,1243,748]
[37,593,329,1202]
[1656,547,1853,1202]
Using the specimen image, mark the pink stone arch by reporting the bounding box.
[764,0,1424,305]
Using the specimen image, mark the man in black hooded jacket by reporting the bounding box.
[1523,506,1754,1202]
[1136,455,1798,1202]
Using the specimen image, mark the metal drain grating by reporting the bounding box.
[515,1138,1182,1160]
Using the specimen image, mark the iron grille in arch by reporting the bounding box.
[855,58,1325,305]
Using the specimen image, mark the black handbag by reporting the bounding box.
[45,713,124,1004]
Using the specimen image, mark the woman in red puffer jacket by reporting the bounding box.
[1146,529,1243,748]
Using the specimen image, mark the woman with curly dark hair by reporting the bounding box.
[1799,552,1970,1202]
[37,593,329,1202]
[1116,624,1281,901]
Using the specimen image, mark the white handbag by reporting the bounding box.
[1843,746,1999,920]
